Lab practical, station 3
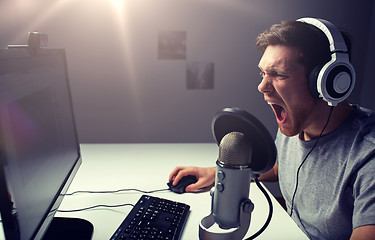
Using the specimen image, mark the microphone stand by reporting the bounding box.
[199,187,254,240]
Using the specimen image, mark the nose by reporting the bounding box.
[258,77,272,94]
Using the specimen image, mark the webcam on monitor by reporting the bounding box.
[7,32,48,49]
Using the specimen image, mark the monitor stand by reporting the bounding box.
[42,217,93,240]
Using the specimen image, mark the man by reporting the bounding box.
[169,19,375,239]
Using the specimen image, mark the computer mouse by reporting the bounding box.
[167,175,198,194]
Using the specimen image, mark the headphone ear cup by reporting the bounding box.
[308,66,322,99]
[308,60,355,106]
[323,63,354,100]
[317,57,355,106]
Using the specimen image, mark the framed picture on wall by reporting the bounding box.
[186,61,214,89]
[158,30,186,60]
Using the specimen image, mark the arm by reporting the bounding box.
[350,225,375,240]
[169,166,215,192]
[350,154,375,239]
[258,162,279,182]
[169,161,278,192]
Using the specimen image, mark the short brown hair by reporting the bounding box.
[256,20,331,77]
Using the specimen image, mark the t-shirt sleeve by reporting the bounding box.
[352,155,375,229]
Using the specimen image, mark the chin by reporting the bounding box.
[278,125,299,137]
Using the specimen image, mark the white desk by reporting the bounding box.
[51,143,308,240]
[0,143,307,239]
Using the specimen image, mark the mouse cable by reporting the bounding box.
[57,203,135,213]
[64,188,169,196]
[57,188,169,213]
[244,176,273,240]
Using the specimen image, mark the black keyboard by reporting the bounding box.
[110,195,190,240]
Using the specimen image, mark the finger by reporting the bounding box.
[173,168,197,186]
[172,170,188,185]
[168,166,185,182]
[185,182,203,192]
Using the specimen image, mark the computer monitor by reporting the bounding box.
[0,48,92,239]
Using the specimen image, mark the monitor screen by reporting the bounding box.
[0,48,82,240]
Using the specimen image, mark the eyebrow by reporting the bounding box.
[258,65,293,74]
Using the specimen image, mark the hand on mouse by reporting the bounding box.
[168,166,215,192]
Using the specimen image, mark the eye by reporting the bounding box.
[268,71,289,80]
[259,70,289,80]
[275,73,289,80]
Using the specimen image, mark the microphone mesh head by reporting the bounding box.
[218,132,251,166]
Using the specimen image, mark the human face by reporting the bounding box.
[258,45,319,137]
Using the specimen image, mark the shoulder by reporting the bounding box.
[350,106,375,131]
[356,107,375,141]
[341,105,375,144]
[340,106,375,167]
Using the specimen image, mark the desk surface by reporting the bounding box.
[55,143,308,240]
[1,143,308,240]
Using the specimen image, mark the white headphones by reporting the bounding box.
[297,17,356,106]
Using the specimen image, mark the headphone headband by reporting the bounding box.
[297,17,347,53]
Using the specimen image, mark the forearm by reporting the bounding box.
[350,225,375,240]
[257,162,279,182]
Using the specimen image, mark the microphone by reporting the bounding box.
[212,131,253,229]
[199,107,277,240]
[211,107,276,175]
[199,131,254,239]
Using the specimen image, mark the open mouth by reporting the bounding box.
[270,103,287,122]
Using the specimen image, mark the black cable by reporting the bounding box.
[57,188,169,212]
[64,188,169,196]
[57,203,135,213]
[289,106,334,217]
[245,177,273,240]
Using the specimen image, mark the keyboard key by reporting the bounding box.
[110,195,190,240]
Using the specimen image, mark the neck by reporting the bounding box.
[299,102,354,141]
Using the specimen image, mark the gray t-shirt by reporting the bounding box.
[276,106,375,239]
